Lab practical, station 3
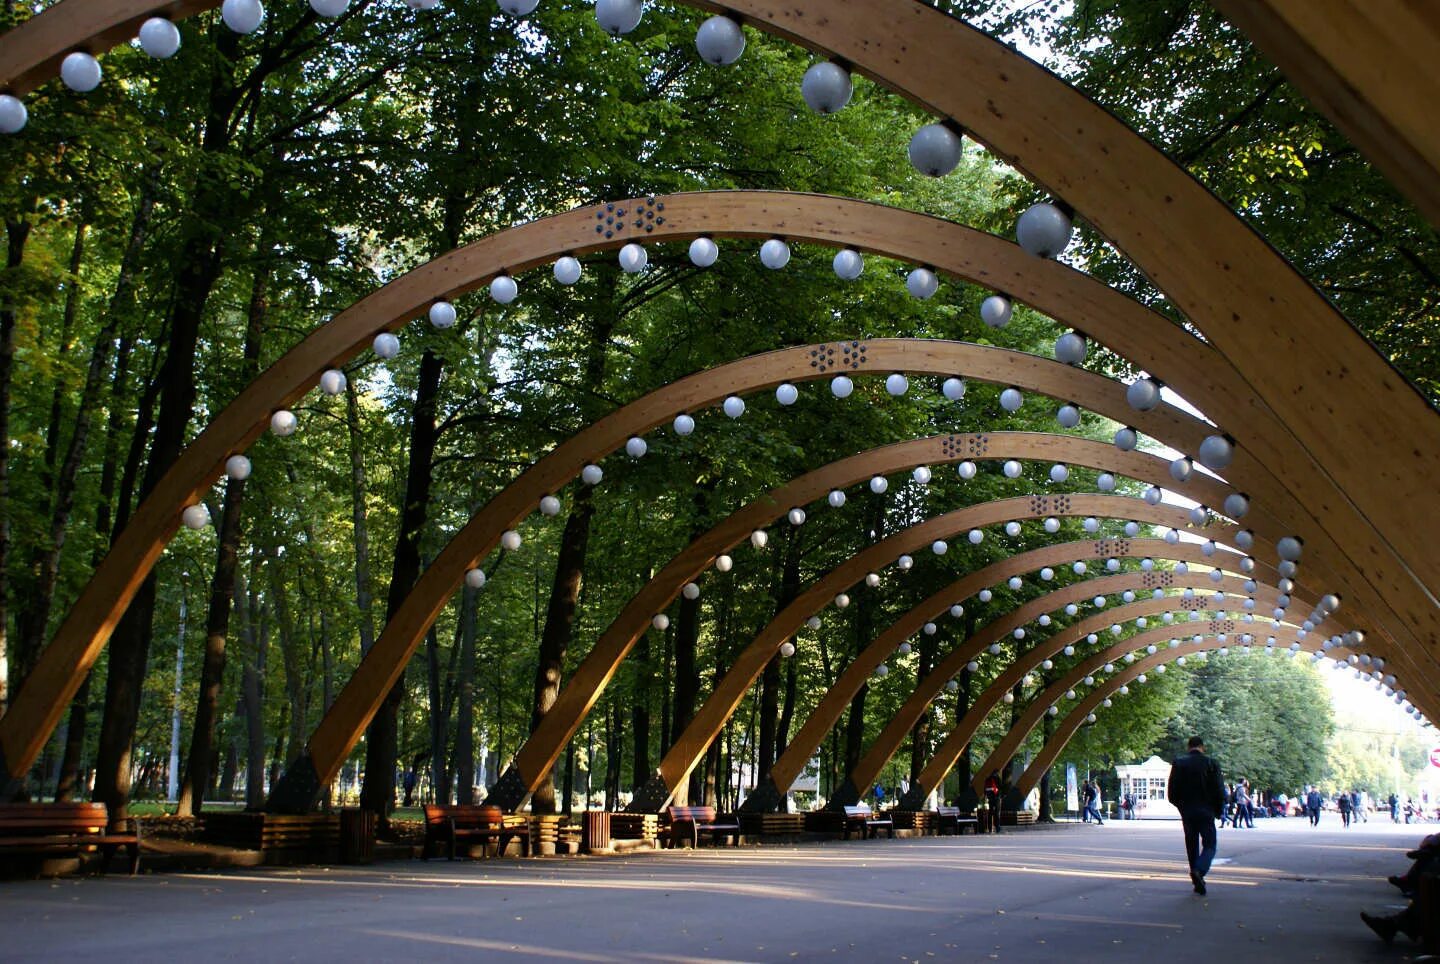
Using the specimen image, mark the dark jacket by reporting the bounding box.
[1168,749,1224,815]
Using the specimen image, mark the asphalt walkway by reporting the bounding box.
[0,815,1429,962]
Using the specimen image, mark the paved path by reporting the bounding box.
[0,816,1428,962]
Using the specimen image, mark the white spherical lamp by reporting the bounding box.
[0,95,27,134]
[694,15,745,65]
[908,123,963,176]
[907,267,939,300]
[869,476,888,494]
[1126,377,1160,411]
[489,274,518,304]
[780,641,796,658]
[625,436,648,458]
[553,256,582,285]
[722,396,745,419]
[957,460,977,480]
[1169,457,1193,483]
[465,568,487,589]
[830,375,853,399]
[673,414,695,436]
[270,410,297,437]
[898,555,914,571]
[220,0,264,33]
[1057,403,1080,428]
[827,489,846,509]
[618,242,648,273]
[682,582,701,601]
[885,373,909,396]
[788,508,807,526]
[1113,426,1138,452]
[833,248,864,281]
[319,369,347,396]
[1098,472,1117,492]
[182,504,210,529]
[139,17,182,57]
[912,465,932,485]
[688,237,719,267]
[1054,331,1087,365]
[60,51,103,92]
[500,529,522,551]
[980,294,1012,329]
[776,383,799,406]
[1003,460,1022,479]
[750,529,768,550]
[801,61,853,114]
[540,495,561,517]
[225,454,252,481]
[715,554,734,572]
[759,239,791,269]
[595,0,643,36]
[581,464,603,485]
[1049,464,1069,484]
[1198,434,1234,470]
[652,614,670,631]
[968,529,983,545]
[373,332,400,359]
[1016,202,1074,258]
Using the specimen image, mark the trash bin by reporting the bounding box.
[340,808,375,864]
[582,811,611,853]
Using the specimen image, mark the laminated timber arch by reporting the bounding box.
[627,503,1255,812]
[3,0,1439,626]
[765,573,1307,812]
[483,431,1302,813]
[0,197,1429,801]
[957,626,1323,807]
[1011,640,1352,801]
[967,624,1323,800]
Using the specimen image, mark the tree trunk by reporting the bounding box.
[630,630,650,791]
[94,32,245,816]
[425,624,448,805]
[0,212,33,714]
[909,626,940,784]
[345,378,377,656]
[757,531,801,772]
[361,348,444,822]
[454,585,478,803]
[242,571,268,809]
[527,489,595,813]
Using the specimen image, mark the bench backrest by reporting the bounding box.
[0,802,110,836]
[424,805,504,828]
[667,805,717,823]
[935,805,960,817]
[843,805,875,818]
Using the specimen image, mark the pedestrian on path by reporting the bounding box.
[984,770,1003,834]
[1306,786,1323,826]
[1082,779,1104,825]
[1168,735,1224,896]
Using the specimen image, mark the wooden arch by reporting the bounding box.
[777,574,1305,812]
[12,188,1411,796]
[480,431,1287,813]
[3,0,1437,632]
[966,622,1323,801]
[1011,638,1356,800]
[626,504,1257,812]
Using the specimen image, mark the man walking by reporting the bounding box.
[1168,735,1224,896]
[1306,785,1323,826]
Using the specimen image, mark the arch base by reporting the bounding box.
[898,786,931,811]
[627,773,674,813]
[739,776,785,814]
[485,767,531,813]
[266,753,322,815]
[0,744,19,802]
[823,778,864,812]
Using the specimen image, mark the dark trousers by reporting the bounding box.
[1181,809,1218,879]
[985,793,1001,833]
[1309,807,1320,826]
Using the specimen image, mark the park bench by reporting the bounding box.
[422,805,530,860]
[933,805,980,836]
[665,805,741,849]
[842,804,894,840]
[0,802,140,875]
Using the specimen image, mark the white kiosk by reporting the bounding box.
[1116,755,1181,819]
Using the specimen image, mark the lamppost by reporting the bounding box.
[167,571,188,804]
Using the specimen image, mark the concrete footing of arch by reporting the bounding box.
[0,820,1421,962]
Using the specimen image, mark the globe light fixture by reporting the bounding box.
[1057,403,1081,429]
[694,15,745,64]
[913,465,932,484]
[489,274,518,304]
[500,530,522,551]
[1049,464,1069,483]
[957,460,977,480]
[270,410,297,436]
[723,396,745,418]
[1169,457,1193,483]
[619,242,648,273]
[907,267,939,299]
[542,494,565,515]
[834,593,850,609]
[595,0,643,36]
[220,0,264,33]
[0,95,27,134]
[1003,460,1023,478]
[931,540,948,555]
[827,490,846,508]
[373,332,400,359]
[673,413,695,436]
[1198,434,1234,470]
[1223,492,1249,519]
[652,614,670,631]
[498,0,538,13]
[801,61,853,114]
[806,616,822,630]
[750,529,768,550]
[788,507,806,526]
[1126,377,1160,411]
[1113,426,1138,452]
[182,504,210,529]
[1000,387,1023,412]
[885,373,909,396]
[1054,331,1087,365]
[688,237,719,267]
[1098,473,1117,492]
[869,475,888,494]
[830,375,854,398]
[465,569,487,589]
[978,589,992,602]
[319,369,347,396]
[715,554,734,572]
[968,529,984,545]
[581,464,603,485]
[833,248,865,280]
[776,382,798,406]
[1005,521,1022,537]
[225,455,252,480]
[908,123,963,176]
[1016,202,1074,258]
[898,555,914,571]
[980,294,1012,329]
[625,436,648,458]
[942,376,966,400]
[780,641,796,658]
[759,238,791,269]
[139,17,182,56]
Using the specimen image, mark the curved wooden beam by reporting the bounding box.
[486,432,1266,811]
[1011,638,1355,800]
[1213,0,1440,227]
[4,0,1436,641]
[630,500,1249,812]
[965,625,1315,804]
[816,576,1304,810]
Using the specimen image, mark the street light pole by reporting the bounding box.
[167,572,188,804]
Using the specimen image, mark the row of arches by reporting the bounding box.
[0,0,1433,813]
